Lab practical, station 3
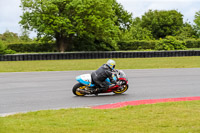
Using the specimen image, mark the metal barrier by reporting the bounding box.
[0,50,200,61]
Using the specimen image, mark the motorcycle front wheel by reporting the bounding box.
[113,84,129,94]
[72,83,87,96]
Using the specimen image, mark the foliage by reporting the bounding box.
[7,43,56,53]
[120,17,153,41]
[0,30,32,44]
[121,10,185,41]
[185,38,200,48]
[19,29,32,42]
[0,30,20,43]
[4,49,17,54]
[140,10,184,39]
[194,10,200,37]
[122,26,153,41]
[112,0,133,31]
[175,22,198,40]
[130,27,153,40]
[5,37,200,53]
[118,36,200,51]
[118,40,156,50]
[0,40,16,55]
[20,0,132,52]
[155,36,186,50]
[0,40,6,54]
[2,5,200,53]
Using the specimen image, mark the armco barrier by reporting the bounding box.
[0,50,200,61]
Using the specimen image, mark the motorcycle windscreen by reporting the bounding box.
[76,74,95,87]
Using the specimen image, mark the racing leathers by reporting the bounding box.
[91,64,116,93]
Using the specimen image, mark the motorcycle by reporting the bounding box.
[72,70,129,96]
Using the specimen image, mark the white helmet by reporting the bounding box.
[106,59,116,69]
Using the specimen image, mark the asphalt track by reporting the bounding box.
[0,68,200,115]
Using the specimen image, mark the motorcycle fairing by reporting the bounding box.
[76,74,95,87]
[76,74,117,87]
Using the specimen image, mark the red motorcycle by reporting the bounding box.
[72,70,129,96]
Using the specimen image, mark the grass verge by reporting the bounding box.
[0,56,200,72]
[0,100,200,133]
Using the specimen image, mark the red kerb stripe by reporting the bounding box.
[91,96,200,109]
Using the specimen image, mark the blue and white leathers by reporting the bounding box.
[76,74,117,87]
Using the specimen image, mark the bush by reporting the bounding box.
[118,40,156,50]
[0,40,6,54]
[0,40,16,55]
[118,37,190,51]
[7,42,57,53]
[185,39,200,48]
[4,49,16,54]
[155,36,186,50]
[4,38,200,53]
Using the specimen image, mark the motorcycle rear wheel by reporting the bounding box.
[72,83,87,96]
[113,84,129,94]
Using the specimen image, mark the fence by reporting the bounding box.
[0,50,200,61]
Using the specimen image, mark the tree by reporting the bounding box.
[175,22,197,40]
[20,29,32,42]
[112,0,133,31]
[121,17,153,41]
[20,0,131,52]
[194,10,200,38]
[0,30,32,43]
[0,30,20,43]
[140,10,184,39]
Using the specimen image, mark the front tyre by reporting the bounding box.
[72,83,87,96]
[113,84,129,94]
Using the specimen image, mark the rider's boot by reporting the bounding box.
[90,88,98,94]
[92,87,107,95]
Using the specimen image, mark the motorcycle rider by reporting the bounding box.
[91,59,117,93]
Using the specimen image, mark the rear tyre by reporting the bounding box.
[113,84,129,94]
[72,83,87,96]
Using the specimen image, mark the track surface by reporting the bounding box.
[0,68,200,114]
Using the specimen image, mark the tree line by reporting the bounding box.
[1,0,200,53]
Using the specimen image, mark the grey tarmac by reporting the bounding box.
[0,68,200,115]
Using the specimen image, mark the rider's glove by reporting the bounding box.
[112,69,118,72]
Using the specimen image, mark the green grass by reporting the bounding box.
[1,57,200,132]
[0,100,200,133]
[0,56,200,72]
